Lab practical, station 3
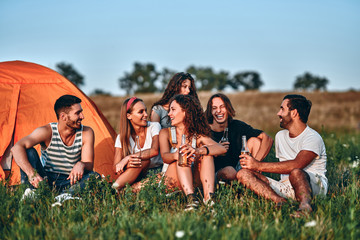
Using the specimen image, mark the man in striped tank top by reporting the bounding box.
[12,95,99,194]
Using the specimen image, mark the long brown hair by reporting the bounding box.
[151,72,199,110]
[205,93,235,124]
[118,97,144,157]
[169,94,210,140]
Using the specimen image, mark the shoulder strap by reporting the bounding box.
[191,136,196,148]
[169,127,177,148]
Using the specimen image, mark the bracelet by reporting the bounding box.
[203,145,209,155]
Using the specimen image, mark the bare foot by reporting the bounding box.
[298,202,312,212]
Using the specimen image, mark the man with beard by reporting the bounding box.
[205,93,273,183]
[12,95,98,196]
[237,94,328,215]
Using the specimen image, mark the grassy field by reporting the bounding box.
[1,132,359,239]
[1,91,360,239]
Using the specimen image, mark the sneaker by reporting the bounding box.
[184,194,199,211]
[21,188,36,201]
[52,193,81,207]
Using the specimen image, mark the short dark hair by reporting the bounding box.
[54,95,82,119]
[283,94,312,123]
[205,93,235,124]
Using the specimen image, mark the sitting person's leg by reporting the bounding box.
[198,156,215,201]
[47,170,101,193]
[289,169,313,212]
[237,169,286,204]
[163,162,181,190]
[112,160,150,190]
[216,166,237,182]
[247,137,261,157]
[176,161,194,196]
[20,147,46,185]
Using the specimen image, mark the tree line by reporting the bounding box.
[55,62,330,95]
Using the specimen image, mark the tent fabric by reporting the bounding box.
[0,60,117,185]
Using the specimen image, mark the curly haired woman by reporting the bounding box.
[159,94,226,211]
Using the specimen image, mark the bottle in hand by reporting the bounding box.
[219,128,229,156]
[178,134,189,167]
[241,135,250,156]
[133,136,142,167]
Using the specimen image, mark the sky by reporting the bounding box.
[1,0,359,96]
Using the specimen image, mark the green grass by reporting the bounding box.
[1,132,360,240]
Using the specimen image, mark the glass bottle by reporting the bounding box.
[219,128,229,156]
[133,135,142,167]
[220,128,229,143]
[178,134,188,167]
[241,135,250,155]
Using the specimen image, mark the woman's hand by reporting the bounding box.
[220,141,230,151]
[127,154,142,168]
[179,144,196,164]
[115,157,129,175]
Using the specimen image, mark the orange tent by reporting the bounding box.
[0,60,117,185]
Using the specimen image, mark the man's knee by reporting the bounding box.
[217,167,236,181]
[236,169,253,183]
[248,137,261,155]
[289,168,310,182]
[25,148,40,163]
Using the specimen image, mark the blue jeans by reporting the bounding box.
[20,148,100,193]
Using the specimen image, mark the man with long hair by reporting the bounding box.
[205,93,273,183]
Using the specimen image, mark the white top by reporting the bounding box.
[115,122,162,168]
[275,126,328,183]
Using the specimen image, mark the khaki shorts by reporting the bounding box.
[266,172,328,199]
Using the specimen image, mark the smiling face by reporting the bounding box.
[277,99,293,129]
[168,100,185,126]
[65,103,84,129]
[211,97,228,125]
[179,79,191,95]
[127,101,148,127]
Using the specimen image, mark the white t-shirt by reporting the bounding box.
[275,126,328,183]
[115,122,162,168]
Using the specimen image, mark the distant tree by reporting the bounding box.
[186,66,229,91]
[56,62,84,87]
[294,72,329,91]
[158,67,176,92]
[119,62,160,95]
[90,89,111,96]
[228,71,263,91]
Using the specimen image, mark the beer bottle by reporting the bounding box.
[178,134,188,167]
[133,136,142,167]
[219,128,229,156]
[220,128,229,143]
[241,135,250,156]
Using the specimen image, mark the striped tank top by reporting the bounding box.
[41,122,83,175]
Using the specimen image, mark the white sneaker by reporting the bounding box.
[21,188,36,201]
[52,193,81,207]
[203,198,215,207]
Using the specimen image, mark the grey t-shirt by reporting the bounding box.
[152,105,171,129]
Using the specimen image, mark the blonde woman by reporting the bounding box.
[112,97,160,190]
